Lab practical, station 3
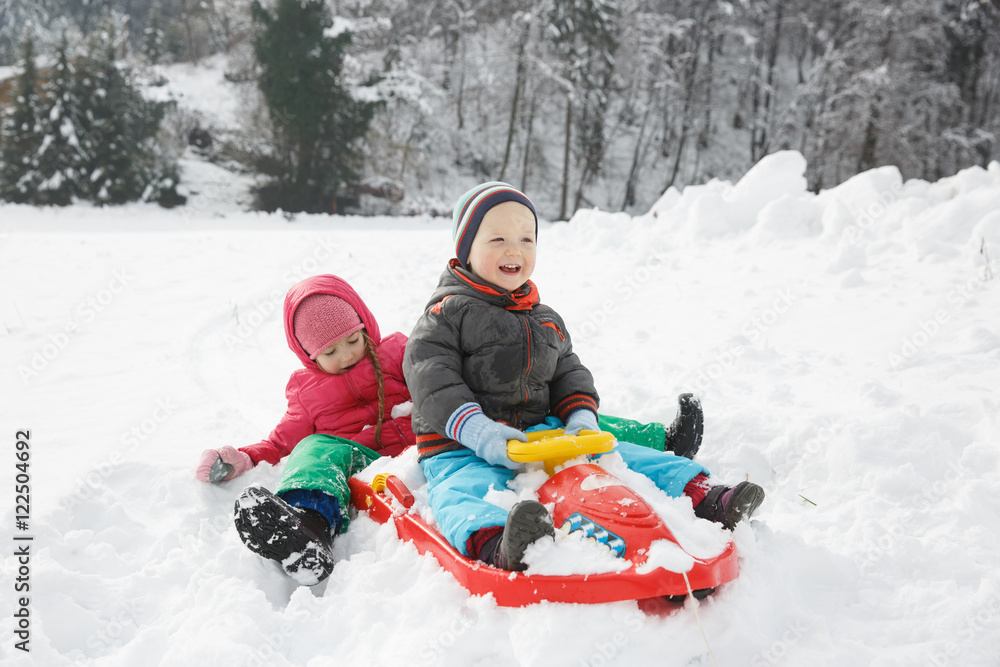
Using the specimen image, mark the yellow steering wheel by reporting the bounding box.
[507,429,616,474]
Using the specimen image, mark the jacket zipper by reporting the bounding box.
[517,314,532,429]
[344,371,381,438]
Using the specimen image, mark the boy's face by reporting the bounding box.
[467,201,537,292]
[315,330,366,375]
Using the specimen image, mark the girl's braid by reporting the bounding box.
[364,332,386,448]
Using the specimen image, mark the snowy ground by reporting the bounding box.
[1,151,999,666]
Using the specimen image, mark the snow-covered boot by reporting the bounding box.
[234,485,335,586]
[664,393,703,459]
[479,500,555,572]
[694,481,765,530]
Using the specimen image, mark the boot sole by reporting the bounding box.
[721,482,765,529]
[667,393,704,460]
[234,485,334,585]
[502,500,555,571]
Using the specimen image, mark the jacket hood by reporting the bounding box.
[283,275,381,368]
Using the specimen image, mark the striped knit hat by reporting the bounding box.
[453,182,537,268]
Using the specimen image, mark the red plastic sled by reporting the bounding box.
[348,431,740,607]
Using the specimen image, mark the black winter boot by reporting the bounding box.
[664,393,704,460]
[479,500,555,572]
[234,485,335,585]
[694,481,765,530]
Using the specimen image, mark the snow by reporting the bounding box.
[2,151,1000,666]
[153,55,246,131]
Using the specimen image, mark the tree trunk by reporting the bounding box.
[182,0,200,64]
[520,88,538,192]
[757,0,785,159]
[857,113,878,174]
[623,96,653,210]
[499,24,530,183]
[456,34,466,130]
[665,54,699,191]
[559,95,572,220]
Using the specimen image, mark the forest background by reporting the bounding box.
[0,0,998,218]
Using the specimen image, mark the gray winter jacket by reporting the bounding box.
[403,260,599,460]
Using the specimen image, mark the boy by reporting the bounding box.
[403,182,764,571]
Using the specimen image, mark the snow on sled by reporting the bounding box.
[348,429,740,608]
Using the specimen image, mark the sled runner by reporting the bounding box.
[348,430,740,607]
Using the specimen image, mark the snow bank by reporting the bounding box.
[642,151,817,239]
[2,151,999,666]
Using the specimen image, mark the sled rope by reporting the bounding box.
[682,570,719,667]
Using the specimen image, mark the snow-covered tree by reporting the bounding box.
[0,24,183,207]
[788,2,968,186]
[143,0,166,65]
[250,0,378,213]
[546,0,620,217]
[0,0,53,65]
[82,38,148,204]
[0,37,44,203]
[943,0,1000,168]
[613,4,686,209]
[35,36,88,206]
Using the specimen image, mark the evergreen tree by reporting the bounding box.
[143,0,166,65]
[1,25,183,208]
[83,39,146,205]
[0,37,44,204]
[251,0,378,213]
[0,0,52,65]
[79,22,184,207]
[36,36,88,206]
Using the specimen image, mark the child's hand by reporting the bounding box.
[563,409,599,436]
[447,403,526,469]
[470,421,527,469]
[195,446,253,483]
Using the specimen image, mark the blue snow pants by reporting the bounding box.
[420,432,709,556]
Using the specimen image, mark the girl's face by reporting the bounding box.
[315,330,366,375]
[467,201,537,293]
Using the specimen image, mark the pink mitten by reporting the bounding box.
[195,446,253,483]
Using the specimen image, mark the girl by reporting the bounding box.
[197,274,706,585]
[195,274,413,585]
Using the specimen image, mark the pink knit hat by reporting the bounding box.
[292,293,365,359]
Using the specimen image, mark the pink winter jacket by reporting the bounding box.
[239,275,413,466]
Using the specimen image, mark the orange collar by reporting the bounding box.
[448,259,540,310]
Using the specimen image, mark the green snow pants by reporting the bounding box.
[598,414,666,451]
[274,434,381,534]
